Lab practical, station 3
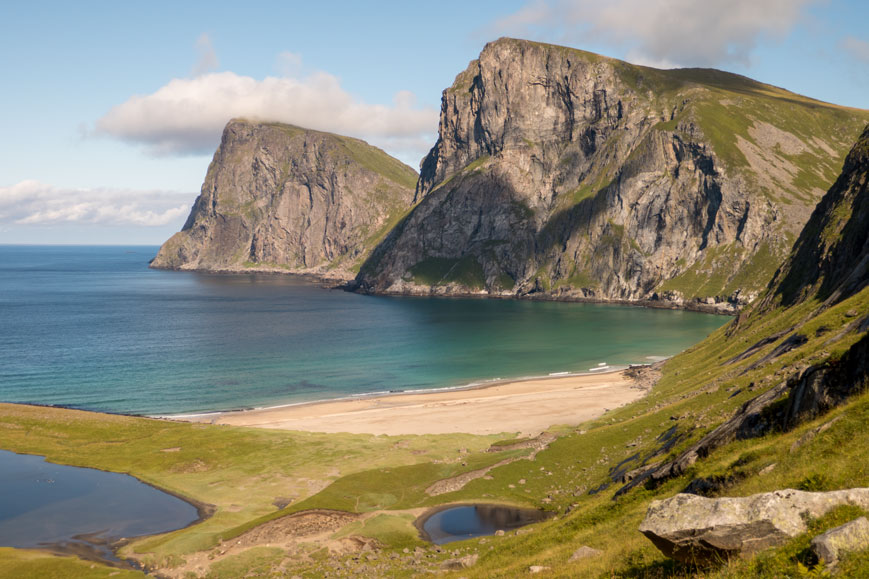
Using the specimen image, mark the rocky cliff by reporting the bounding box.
[618,125,869,495]
[355,38,869,312]
[151,119,417,278]
[761,124,869,312]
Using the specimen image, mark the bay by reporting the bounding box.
[0,245,728,416]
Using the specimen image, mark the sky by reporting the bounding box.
[1,0,868,245]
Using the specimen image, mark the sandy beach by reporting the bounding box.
[181,370,646,437]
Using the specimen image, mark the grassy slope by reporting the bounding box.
[621,64,869,300]
[0,548,144,579]
[0,405,515,572]
[0,289,865,577]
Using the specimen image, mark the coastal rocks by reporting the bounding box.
[639,488,869,564]
[811,517,869,567]
[355,38,869,307]
[151,119,417,279]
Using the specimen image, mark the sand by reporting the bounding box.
[181,370,646,437]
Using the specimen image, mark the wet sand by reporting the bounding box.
[181,370,646,437]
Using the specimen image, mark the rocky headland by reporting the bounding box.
[150,119,417,279]
[154,39,869,314]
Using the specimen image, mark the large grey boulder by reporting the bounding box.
[639,489,869,564]
[811,517,869,567]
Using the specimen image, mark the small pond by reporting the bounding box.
[419,504,551,544]
[0,449,201,564]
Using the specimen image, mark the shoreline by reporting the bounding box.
[149,263,738,316]
[175,367,651,437]
[160,366,640,420]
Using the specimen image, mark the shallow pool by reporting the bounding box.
[0,449,201,562]
[420,504,550,544]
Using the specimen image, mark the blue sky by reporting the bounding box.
[1,0,867,244]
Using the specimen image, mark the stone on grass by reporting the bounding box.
[440,554,478,570]
[639,488,869,564]
[569,545,602,561]
[811,517,869,567]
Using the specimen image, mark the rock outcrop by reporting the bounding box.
[760,123,869,312]
[811,517,869,567]
[617,126,869,495]
[639,489,869,564]
[356,38,869,311]
[151,119,417,279]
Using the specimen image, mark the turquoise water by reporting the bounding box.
[0,246,728,416]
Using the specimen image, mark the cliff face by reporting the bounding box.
[151,119,417,279]
[761,125,869,311]
[356,38,869,311]
[618,126,869,494]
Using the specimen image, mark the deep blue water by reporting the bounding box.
[0,245,728,416]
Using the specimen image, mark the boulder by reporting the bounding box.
[811,517,869,567]
[569,546,602,561]
[638,488,869,564]
[440,553,478,570]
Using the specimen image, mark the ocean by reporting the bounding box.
[0,245,728,416]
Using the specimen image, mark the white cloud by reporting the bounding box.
[492,0,822,67]
[0,180,193,227]
[94,68,439,165]
[192,33,219,76]
[842,36,869,64]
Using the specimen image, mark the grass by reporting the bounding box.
[1,282,866,576]
[333,513,421,550]
[0,403,507,567]
[0,548,144,579]
[408,255,487,289]
[205,546,284,579]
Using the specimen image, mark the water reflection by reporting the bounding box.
[420,504,550,544]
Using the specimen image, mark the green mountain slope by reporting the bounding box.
[399,125,869,577]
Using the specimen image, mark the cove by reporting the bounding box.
[419,504,551,544]
[0,450,202,564]
[0,246,729,416]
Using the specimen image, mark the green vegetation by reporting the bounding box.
[495,271,516,291]
[238,118,418,190]
[408,255,486,289]
[0,403,507,571]
[333,513,421,550]
[206,547,284,579]
[1,283,867,576]
[0,548,144,579]
[335,135,418,190]
[658,242,784,299]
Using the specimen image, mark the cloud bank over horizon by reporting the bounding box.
[0,180,193,228]
[94,62,439,166]
[492,0,823,68]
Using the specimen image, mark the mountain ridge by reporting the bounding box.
[355,37,869,312]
